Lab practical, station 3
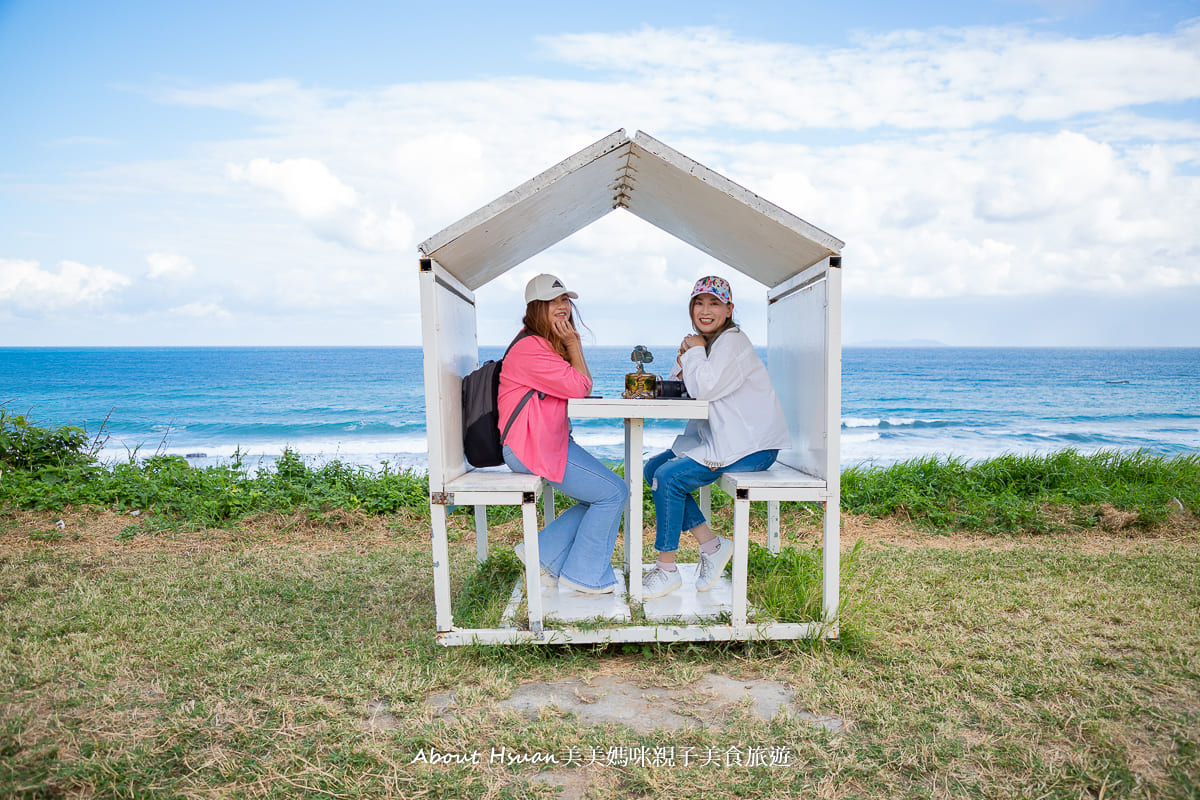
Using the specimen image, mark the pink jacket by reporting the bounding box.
[497,333,592,483]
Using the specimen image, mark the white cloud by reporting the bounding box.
[227,157,357,220]
[167,21,1200,313]
[391,132,489,220]
[146,252,196,280]
[226,157,413,253]
[348,205,414,252]
[158,78,332,118]
[726,123,1200,301]
[538,21,1200,130]
[168,301,231,319]
[190,41,1195,338]
[0,258,130,310]
[11,17,1200,346]
[972,131,1118,222]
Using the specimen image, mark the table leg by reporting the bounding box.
[623,418,632,572]
[626,417,644,603]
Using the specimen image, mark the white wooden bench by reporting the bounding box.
[435,467,554,563]
[432,467,552,633]
[696,463,832,627]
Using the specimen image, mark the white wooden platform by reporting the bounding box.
[500,563,737,628]
[638,563,736,622]
[503,569,633,626]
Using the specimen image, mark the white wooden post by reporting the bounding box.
[522,500,544,633]
[542,485,554,526]
[474,505,488,563]
[731,496,750,627]
[626,417,644,602]
[768,500,781,553]
[823,257,843,625]
[431,504,453,631]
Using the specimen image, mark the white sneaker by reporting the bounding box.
[641,566,682,599]
[513,541,558,588]
[696,536,733,592]
[558,575,617,595]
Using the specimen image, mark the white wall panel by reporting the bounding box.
[419,260,479,489]
[768,277,829,479]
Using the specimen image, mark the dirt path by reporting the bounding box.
[4,507,1195,557]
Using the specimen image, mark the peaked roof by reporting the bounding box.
[418,129,844,291]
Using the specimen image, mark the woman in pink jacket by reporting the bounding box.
[498,274,628,594]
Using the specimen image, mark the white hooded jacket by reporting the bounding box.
[668,326,792,468]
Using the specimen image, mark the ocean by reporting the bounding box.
[2,347,1198,474]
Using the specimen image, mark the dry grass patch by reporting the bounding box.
[838,508,1200,554]
[3,510,1198,798]
[1,506,433,555]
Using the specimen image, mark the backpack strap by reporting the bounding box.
[500,388,536,446]
[498,328,545,447]
[502,328,534,358]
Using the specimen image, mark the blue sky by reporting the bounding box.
[2,0,1199,347]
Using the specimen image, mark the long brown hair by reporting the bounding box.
[689,295,738,354]
[522,299,588,359]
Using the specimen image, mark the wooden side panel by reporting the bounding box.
[419,260,479,491]
[768,266,830,479]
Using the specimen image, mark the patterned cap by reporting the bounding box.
[689,275,733,305]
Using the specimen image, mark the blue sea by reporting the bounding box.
[2,347,1198,473]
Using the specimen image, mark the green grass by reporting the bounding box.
[456,550,524,628]
[3,415,1199,796]
[452,541,856,632]
[745,540,868,625]
[841,449,1200,533]
[5,411,1198,536]
[1,447,431,528]
[2,523,1197,798]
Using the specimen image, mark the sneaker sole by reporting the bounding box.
[514,543,558,587]
[640,574,682,599]
[558,577,617,595]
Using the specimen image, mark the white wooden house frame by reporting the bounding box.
[418,130,844,645]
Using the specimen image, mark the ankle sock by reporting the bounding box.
[699,538,721,555]
[656,560,678,572]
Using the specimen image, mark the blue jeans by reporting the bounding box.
[504,438,628,591]
[643,448,780,553]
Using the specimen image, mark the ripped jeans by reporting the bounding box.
[643,448,779,553]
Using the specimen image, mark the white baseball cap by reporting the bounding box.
[525,273,579,303]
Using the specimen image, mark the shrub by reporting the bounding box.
[0,409,96,471]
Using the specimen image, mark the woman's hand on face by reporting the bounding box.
[553,316,581,349]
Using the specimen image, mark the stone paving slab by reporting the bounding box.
[426,672,845,735]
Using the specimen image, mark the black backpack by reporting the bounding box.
[462,330,540,468]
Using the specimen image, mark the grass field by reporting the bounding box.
[3,502,1197,799]
[3,419,1197,797]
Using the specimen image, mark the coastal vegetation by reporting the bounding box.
[841,449,1200,533]
[3,412,1198,798]
[3,410,1197,534]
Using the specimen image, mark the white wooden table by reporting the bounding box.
[567,397,709,602]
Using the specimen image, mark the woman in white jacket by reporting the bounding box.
[641,275,792,599]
